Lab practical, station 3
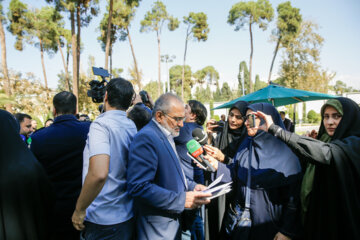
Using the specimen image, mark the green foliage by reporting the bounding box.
[183,12,209,42]
[331,80,359,95]
[307,109,320,123]
[57,71,73,91]
[140,1,179,33]
[143,80,163,102]
[274,1,302,47]
[169,64,192,101]
[221,82,232,101]
[278,21,334,93]
[98,0,140,51]
[237,61,249,95]
[7,0,30,50]
[193,66,219,85]
[194,86,211,104]
[254,74,267,91]
[227,0,274,31]
[7,70,53,122]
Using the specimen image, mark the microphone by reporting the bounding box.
[186,139,216,172]
[192,128,208,145]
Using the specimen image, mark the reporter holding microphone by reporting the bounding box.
[255,98,360,240]
[204,101,249,240]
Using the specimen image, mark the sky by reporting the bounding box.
[2,0,360,91]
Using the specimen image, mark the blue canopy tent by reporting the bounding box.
[213,83,337,131]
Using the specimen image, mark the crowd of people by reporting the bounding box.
[1,77,359,240]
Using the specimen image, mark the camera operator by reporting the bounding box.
[72,78,137,240]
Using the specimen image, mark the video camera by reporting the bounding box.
[87,67,110,103]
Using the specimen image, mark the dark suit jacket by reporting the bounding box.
[30,115,90,233]
[127,120,196,239]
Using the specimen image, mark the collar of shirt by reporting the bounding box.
[152,119,188,190]
[54,114,77,123]
[102,109,127,118]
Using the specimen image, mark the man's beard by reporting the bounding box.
[162,120,180,137]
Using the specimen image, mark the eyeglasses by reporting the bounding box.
[163,112,186,123]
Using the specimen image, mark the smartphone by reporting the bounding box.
[248,114,256,128]
[212,121,224,132]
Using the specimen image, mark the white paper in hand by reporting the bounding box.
[203,174,232,200]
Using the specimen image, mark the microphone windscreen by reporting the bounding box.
[186,139,203,158]
[192,128,208,145]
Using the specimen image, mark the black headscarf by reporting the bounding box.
[0,110,54,240]
[236,103,301,187]
[216,101,249,159]
[305,97,360,239]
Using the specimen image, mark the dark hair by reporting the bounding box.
[45,118,53,124]
[14,113,32,123]
[188,100,207,125]
[279,111,286,115]
[106,78,134,111]
[53,91,77,115]
[128,105,151,130]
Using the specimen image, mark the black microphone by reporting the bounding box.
[192,128,208,146]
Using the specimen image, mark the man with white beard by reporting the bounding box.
[127,93,211,240]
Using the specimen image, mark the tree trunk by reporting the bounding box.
[0,19,11,112]
[104,0,113,70]
[182,25,190,100]
[110,44,112,76]
[39,40,48,90]
[58,39,70,91]
[76,4,81,93]
[71,10,78,110]
[66,44,71,92]
[249,20,253,93]
[268,37,281,84]
[157,31,161,96]
[127,27,141,89]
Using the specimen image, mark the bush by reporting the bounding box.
[307,110,320,123]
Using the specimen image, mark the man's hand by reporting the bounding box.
[194,184,207,192]
[185,191,211,209]
[274,232,291,240]
[72,208,86,231]
[203,145,225,162]
[255,111,274,132]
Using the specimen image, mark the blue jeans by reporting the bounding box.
[81,218,134,240]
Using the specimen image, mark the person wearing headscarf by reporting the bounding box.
[205,103,302,240]
[204,101,249,240]
[206,101,249,164]
[0,110,54,240]
[256,97,360,240]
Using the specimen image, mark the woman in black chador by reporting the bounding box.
[256,97,360,240]
[204,101,249,240]
[0,110,54,240]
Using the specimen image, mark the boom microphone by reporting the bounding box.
[192,128,208,146]
[186,139,216,172]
